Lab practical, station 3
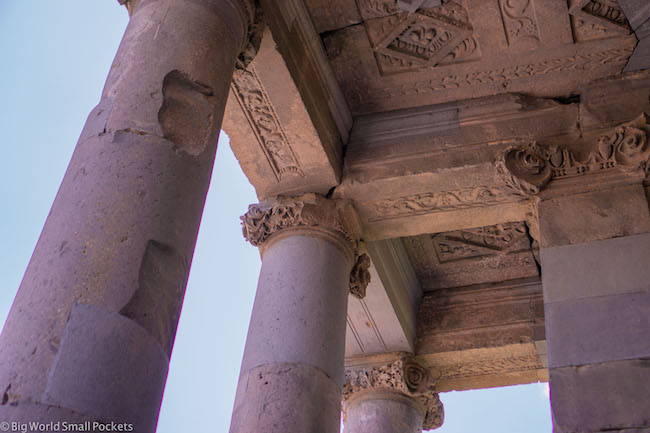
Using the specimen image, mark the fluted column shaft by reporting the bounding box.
[0,0,253,431]
[231,195,370,433]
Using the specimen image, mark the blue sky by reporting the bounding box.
[0,2,551,431]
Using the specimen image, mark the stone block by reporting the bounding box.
[42,303,168,433]
[303,0,361,33]
[541,233,650,303]
[538,185,650,248]
[550,359,650,432]
[417,278,544,353]
[545,290,650,368]
[230,362,341,433]
[624,37,650,72]
[579,71,650,132]
[619,0,650,31]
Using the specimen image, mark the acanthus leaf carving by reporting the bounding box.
[241,201,304,247]
[343,356,444,430]
[364,186,511,222]
[241,195,370,299]
[496,114,650,195]
[349,253,372,299]
[231,67,304,181]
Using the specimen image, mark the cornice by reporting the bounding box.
[343,355,444,430]
[496,113,650,197]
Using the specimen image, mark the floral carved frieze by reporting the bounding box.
[497,114,650,196]
[364,186,511,222]
[241,195,370,299]
[370,47,633,99]
[231,67,304,181]
[343,356,444,430]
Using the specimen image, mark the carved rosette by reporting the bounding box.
[343,356,444,430]
[496,143,552,196]
[241,194,371,299]
[496,114,650,196]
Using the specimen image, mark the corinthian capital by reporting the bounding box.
[343,355,444,430]
[241,194,371,299]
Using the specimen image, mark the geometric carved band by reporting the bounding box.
[241,194,371,299]
[496,113,650,196]
[343,355,444,430]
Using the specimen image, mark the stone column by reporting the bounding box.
[342,355,444,433]
[230,194,371,433]
[0,0,256,431]
[496,115,650,432]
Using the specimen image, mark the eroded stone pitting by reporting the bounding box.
[158,69,216,156]
[119,239,187,356]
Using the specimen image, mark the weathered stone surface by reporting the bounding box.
[625,37,650,72]
[619,0,650,32]
[230,362,342,433]
[413,278,547,392]
[0,402,94,429]
[223,28,341,199]
[541,232,650,303]
[260,0,352,166]
[230,234,350,433]
[304,0,362,33]
[419,343,548,392]
[538,184,650,248]
[343,356,443,430]
[403,222,539,290]
[320,0,636,115]
[417,277,544,353]
[43,304,168,432]
[0,0,251,428]
[345,395,424,433]
[579,71,650,131]
[237,235,350,383]
[550,359,650,432]
[545,290,650,368]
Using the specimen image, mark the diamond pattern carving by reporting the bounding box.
[366,6,472,68]
[569,0,631,35]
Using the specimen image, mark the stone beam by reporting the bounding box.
[334,72,650,240]
[416,277,547,392]
[225,0,352,199]
[223,27,342,198]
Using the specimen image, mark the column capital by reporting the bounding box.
[343,355,444,430]
[241,194,371,298]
